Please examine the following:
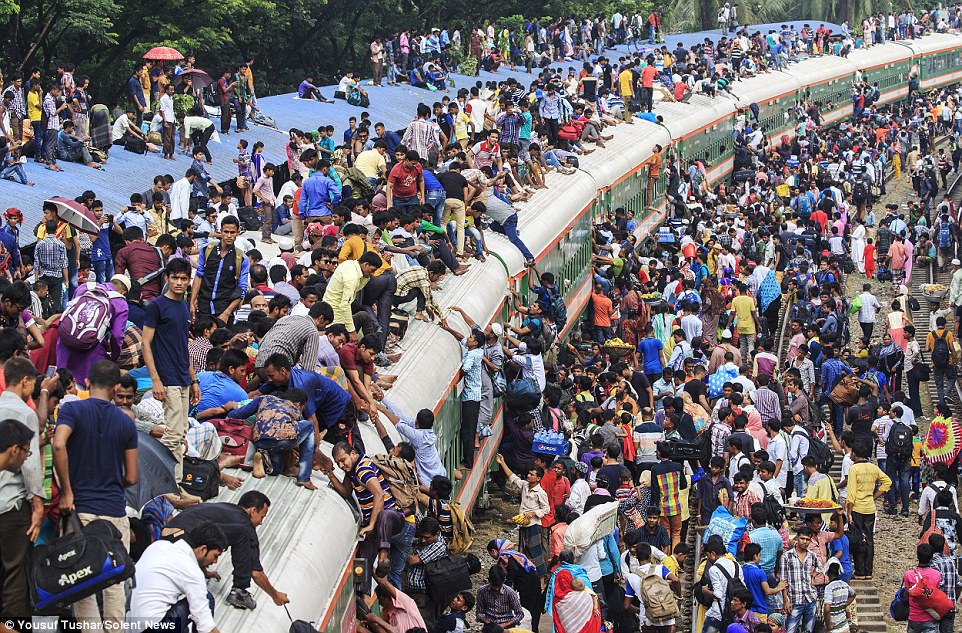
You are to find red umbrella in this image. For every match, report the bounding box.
[44,197,99,236]
[143,46,184,61]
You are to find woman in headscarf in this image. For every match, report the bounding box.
[877,331,905,396]
[680,391,710,434]
[487,538,544,631]
[700,279,726,346]
[546,550,601,633]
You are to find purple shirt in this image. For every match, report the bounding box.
[56,283,128,384]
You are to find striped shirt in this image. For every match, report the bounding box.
[254,315,320,370]
[401,118,441,158]
[754,387,781,426]
[350,455,396,523]
[426,498,453,539]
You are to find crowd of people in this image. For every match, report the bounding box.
[0,7,961,633]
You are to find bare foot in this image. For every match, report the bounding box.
[219,454,245,469]
[415,312,431,322]
[252,451,266,478]
[221,473,244,489]
[296,481,318,491]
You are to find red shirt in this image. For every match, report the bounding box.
[337,343,374,377]
[387,162,423,199]
[641,65,658,89]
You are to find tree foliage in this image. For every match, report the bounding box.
[0,0,910,105]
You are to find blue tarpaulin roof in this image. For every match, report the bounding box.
[0,20,840,244]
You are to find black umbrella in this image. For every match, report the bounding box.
[126,432,178,511]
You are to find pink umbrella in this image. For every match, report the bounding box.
[44,197,99,236]
[143,46,184,61]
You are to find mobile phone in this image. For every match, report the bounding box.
[45,365,56,378]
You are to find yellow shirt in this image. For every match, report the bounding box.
[846,461,891,514]
[353,148,386,180]
[618,69,634,97]
[731,295,757,334]
[27,90,42,122]
[453,111,471,141]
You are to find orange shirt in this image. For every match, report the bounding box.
[592,291,613,327]
[648,152,663,179]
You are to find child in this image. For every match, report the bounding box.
[588,456,603,488]
[910,424,922,499]
[823,560,856,633]
[434,590,474,633]
[233,139,253,206]
[863,237,876,279]
[616,469,643,529]
[828,513,853,583]
[662,541,689,576]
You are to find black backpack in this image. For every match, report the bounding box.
[715,563,748,627]
[886,421,914,461]
[793,428,835,474]
[695,423,715,468]
[762,492,785,526]
[932,330,951,367]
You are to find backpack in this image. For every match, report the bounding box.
[886,421,914,461]
[695,423,715,468]
[371,454,421,515]
[504,356,542,411]
[938,222,953,248]
[204,243,244,277]
[59,283,114,351]
[762,492,785,526]
[932,329,951,367]
[793,428,835,474]
[638,567,680,620]
[346,87,370,108]
[547,289,568,330]
[715,562,747,627]
[180,456,220,500]
[446,501,474,555]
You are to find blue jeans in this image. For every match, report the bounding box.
[648,25,655,43]
[392,195,421,212]
[387,519,416,589]
[703,616,723,633]
[32,121,44,160]
[0,163,27,184]
[253,419,316,482]
[490,214,535,262]
[425,189,445,226]
[92,259,114,284]
[447,221,483,256]
[886,459,911,513]
[793,471,807,499]
[785,599,817,633]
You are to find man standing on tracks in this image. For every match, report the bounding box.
[926,315,958,405]
[950,259,962,341]
[856,283,881,345]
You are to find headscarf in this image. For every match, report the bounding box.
[545,565,597,626]
[492,538,537,573]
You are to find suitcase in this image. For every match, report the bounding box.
[30,514,135,613]
[181,456,220,500]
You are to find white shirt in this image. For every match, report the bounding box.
[277,179,299,207]
[169,177,193,221]
[159,93,175,123]
[857,291,881,324]
[706,558,739,620]
[838,452,854,500]
[767,434,789,488]
[567,478,590,514]
[127,539,216,633]
[919,481,960,515]
[577,539,606,582]
[290,302,310,317]
[111,113,133,142]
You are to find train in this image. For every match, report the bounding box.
[201,31,962,633]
